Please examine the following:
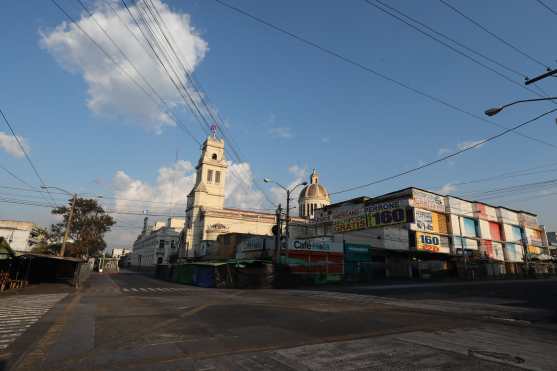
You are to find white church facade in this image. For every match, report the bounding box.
[180,134,331,258]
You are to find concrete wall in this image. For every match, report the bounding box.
[0,220,35,253]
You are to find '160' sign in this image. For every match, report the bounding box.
[335,208,410,233]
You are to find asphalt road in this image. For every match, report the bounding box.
[2,272,557,370]
[315,278,557,319]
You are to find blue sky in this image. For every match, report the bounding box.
[1,0,557,245]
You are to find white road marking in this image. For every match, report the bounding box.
[0,294,67,352]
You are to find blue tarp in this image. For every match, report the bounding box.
[193,265,215,288]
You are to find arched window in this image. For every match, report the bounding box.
[211,153,217,160]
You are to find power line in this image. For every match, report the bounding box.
[536,0,557,16]
[130,0,276,206]
[143,0,274,206]
[366,1,557,109]
[425,161,557,191]
[329,107,557,196]
[212,0,557,151]
[53,2,273,210]
[121,0,210,136]
[459,177,557,199]
[370,0,525,79]
[74,0,201,146]
[0,109,57,206]
[0,163,36,189]
[439,0,549,69]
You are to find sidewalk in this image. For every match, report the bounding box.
[309,277,557,291]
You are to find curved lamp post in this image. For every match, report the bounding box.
[263,178,307,257]
[485,96,557,116]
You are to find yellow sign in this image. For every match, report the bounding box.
[415,209,448,234]
[334,208,409,233]
[527,245,543,255]
[416,232,450,254]
[334,215,366,233]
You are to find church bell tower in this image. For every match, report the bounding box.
[183,128,228,256]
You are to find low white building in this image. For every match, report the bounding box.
[131,217,185,267]
[110,248,131,258]
[0,220,37,253]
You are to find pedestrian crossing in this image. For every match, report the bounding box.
[0,293,67,351]
[121,287,195,294]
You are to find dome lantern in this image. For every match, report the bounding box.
[298,168,330,219]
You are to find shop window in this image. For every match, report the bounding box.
[207,169,213,183]
[215,171,221,184]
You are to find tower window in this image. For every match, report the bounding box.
[215,171,221,184]
[207,169,213,183]
[211,153,217,160]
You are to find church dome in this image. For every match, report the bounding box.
[298,183,330,203]
[298,169,330,219]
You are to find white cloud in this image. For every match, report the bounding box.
[438,139,485,158]
[457,139,485,151]
[106,160,273,245]
[0,132,30,158]
[225,162,266,210]
[436,182,457,195]
[268,127,293,139]
[269,165,307,207]
[437,148,450,157]
[40,0,208,132]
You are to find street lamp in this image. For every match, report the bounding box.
[41,186,77,257]
[263,178,307,258]
[484,96,557,116]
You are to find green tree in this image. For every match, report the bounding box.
[51,198,116,257]
[29,226,59,255]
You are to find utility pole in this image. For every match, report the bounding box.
[285,189,291,254]
[458,215,467,279]
[263,178,307,265]
[274,203,282,263]
[61,194,77,257]
[525,67,557,85]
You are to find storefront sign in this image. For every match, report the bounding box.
[414,209,448,234]
[482,240,504,261]
[288,238,343,253]
[527,245,543,255]
[525,227,544,246]
[412,189,446,213]
[498,208,519,225]
[333,199,410,233]
[474,203,498,221]
[519,213,538,227]
[446,197,473,216]
[504,243,524,262]
[235,237,272,259]
[416,232,450,254]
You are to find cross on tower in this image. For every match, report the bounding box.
[210,124,218,138]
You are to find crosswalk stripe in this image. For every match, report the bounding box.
[122,288,129,292]
[130,288,138,292]
[0,294,67,351]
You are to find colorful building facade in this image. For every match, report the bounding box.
[312,187,551,280]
